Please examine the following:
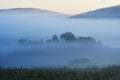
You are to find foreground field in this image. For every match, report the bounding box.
[0,66,120,80]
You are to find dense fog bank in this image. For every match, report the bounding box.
[0,15,120,68]
[0,32,120,68]
[0,15,120,47]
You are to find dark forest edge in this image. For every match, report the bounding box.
[0,65,120,80]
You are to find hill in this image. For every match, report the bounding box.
[0,8,69,17]
[71,5,120,19]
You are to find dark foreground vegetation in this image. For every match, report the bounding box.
[0,65,120,80]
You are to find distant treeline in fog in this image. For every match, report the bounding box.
[18,32,102,46]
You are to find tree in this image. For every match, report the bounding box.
[52,34,59,42]
[18,39,30,44]
[46,39,52,43]
[78,36,96,43]
[60,32,76,41]
[40,38,44,43]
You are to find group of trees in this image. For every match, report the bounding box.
[18,32,100,45]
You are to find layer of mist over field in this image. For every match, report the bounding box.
[0,15,120,68]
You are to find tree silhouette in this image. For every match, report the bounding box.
[60,32,76,41]
[52,34,59,42]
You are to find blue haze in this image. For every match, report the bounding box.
[0,13,120,68]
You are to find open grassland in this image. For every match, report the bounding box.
[0,65,120,80]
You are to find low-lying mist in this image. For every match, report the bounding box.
[0,32,120,68]
[0,15,120,68]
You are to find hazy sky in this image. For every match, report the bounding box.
[0,0,120,15]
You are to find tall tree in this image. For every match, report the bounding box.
[60,32,76,41]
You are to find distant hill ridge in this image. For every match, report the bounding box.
[0,8,57,13]
[71,5,120,19]
[0,8,69,17]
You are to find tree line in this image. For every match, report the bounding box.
[18,32,102,46]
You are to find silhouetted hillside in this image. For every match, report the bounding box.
[71,5,120,19]
[0,8,69,17]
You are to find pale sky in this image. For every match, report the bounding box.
[0,0,120,15]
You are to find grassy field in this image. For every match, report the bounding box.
[0,65,120,80]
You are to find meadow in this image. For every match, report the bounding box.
[0,65,120,80]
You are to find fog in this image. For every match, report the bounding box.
[0,15,120,68]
